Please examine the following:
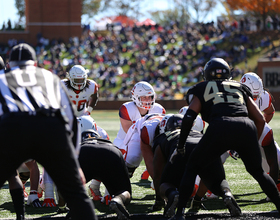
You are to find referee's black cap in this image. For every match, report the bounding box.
[9,43,36,62]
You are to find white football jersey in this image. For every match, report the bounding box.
[121,113,164,167]
[140,115,165,146]
[255,91,272,112]
[62,79,98,117]
[113,101,166,148]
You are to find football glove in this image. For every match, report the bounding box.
[229,150,240,160]
[169,148,185,164]
[27,191,42,208]
[28,198,42,208]
[42,198,57,207]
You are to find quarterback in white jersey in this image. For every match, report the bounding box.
[62,65,98,117]
[113,81,166,154]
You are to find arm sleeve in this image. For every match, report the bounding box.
[178,109,198,149]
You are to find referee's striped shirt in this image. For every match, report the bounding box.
[0,65,76,132]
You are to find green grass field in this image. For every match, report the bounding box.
[1,110,280,219]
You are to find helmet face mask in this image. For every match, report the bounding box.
[68,65,88,90]
[203,58,231,81]
[240,72,263,100]
[131,81,156,110]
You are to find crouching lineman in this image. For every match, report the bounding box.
[153,114,241,218]
[78,129,132,220]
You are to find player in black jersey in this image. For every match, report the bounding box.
[170,58,280,220]
[78,129,132,220]
[153,114,237,218]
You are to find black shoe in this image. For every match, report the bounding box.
[188,197,206,211]
[57,206,70,214]
[109,197,130,220]
[168,213,185,220]
[164,191,179,218]
[150,199,165,211]
[223,191,242,217]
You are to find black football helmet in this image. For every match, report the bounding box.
[81,129,100,141]
[159,114,183,134]
[203,58,231,81]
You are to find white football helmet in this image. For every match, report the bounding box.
[178,106,204,132]
[67,65,88,90]
[159,114,183,134]
[131,81,156,110]
[240,72,263,100]
[77,115,97,133]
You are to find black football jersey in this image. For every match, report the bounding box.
[153,130,202,160]
[186,80,253,122]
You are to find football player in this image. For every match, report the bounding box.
[64,129,131,220]
[77,115,110,203]
[170,58,280,220]
[239,72,279,185]
[62,65,98,117]
[113,81,165,180]
[153,114,237,218]
[123,113,166,178]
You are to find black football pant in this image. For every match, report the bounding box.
[0,115,97,220]
[79,144,132,196]
[177,117,280,211]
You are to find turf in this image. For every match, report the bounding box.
[1,110,280,219]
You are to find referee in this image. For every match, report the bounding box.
[0,43,97,220]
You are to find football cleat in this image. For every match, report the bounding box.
[101,195,112,205]
[168,214,185,220]
[223,191,242,217]
[141,169,150,180]
[57,206,70,214]
[189,197,206,211]
[109,197,130,220]
[88,186,102,201]
[164,190,179,218]
[150,199,165,211]
[205,190,219,199]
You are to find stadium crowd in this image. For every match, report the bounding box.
[1,14,280,218]
[1,16,279,101]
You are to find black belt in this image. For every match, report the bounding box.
[0,108,61,120]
